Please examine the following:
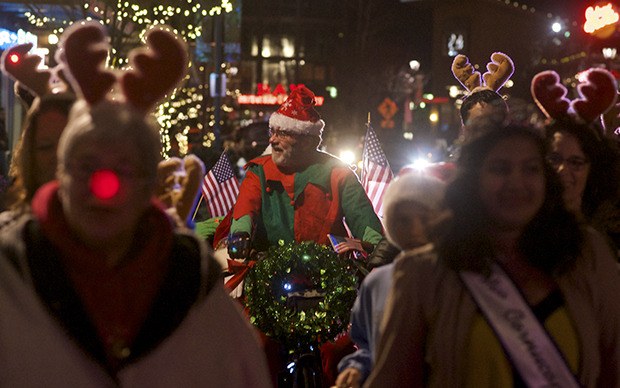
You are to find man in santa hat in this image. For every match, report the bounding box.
[227,85,384,385]
[227,85,383,259]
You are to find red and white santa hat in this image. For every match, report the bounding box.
[269,85,325,136]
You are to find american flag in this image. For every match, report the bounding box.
[201,152,240,218]
[361,123,393,218]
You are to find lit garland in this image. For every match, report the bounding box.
[244,241,358,352]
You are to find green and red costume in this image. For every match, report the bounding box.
[230,153,383,251]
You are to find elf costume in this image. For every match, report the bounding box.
[229,86,383,253]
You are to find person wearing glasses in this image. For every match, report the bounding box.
[226,85,384,386]
[545,117,620,256]
[227,85,383,259]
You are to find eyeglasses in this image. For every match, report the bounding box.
[268,127,296,139]
[546,153,590,171]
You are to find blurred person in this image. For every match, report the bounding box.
[452,52,514,144]
[231,121,271,180]
[0,21,271,387]
[546,118,620,252]
[0,43,77,219]
[459,88,509,138]
[369,52,516,270]
[2,93,75,214]
[0,107,8,174]
[366,124,620,387]
[334,173,447,388]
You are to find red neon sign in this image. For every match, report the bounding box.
[239,83,324,106]
[584,3,619,36]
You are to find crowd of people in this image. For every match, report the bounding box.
[0,19,618,388]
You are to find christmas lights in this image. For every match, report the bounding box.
[25,0,235,159]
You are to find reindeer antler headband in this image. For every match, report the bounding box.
[57,20,188,113]
[531,68,618,124]
[451,52,515,96]
[0,43,69,98]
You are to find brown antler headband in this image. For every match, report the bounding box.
[58,20,188,113]
[57,21,116,105]
[121,26,189,112]
[531,68,617,124]
[452,52,514,95]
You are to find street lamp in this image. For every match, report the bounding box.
[603,47,617,70]
[409,60,420,72]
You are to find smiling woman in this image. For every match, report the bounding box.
[544,118,620,249]
[532,67,620,256]
[366,124,620,387]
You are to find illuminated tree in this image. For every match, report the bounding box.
[24,0,236,158]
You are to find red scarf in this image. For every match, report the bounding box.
[32,182,174,366]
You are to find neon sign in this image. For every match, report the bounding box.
[584,3,619,35]
[0,28,37,50]
[238,83,325,106]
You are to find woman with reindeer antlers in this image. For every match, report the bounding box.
[365,120,620,387]
[0,21,271,387]
[0,43,76,219]
[532,68,620,257]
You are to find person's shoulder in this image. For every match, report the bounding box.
[312,150,346,166]
[313,151,356,177]
[580,225,618,267]
[363,263,394,286]
[245,154,272,168]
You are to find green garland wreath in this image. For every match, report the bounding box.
[244,240,358,351]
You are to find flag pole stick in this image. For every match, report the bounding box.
[367,112,371,125]
[191,195,203,221]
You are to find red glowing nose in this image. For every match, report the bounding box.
[89,169,120,200]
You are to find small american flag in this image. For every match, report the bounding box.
[201,152,240,218]
[361,123,393,218]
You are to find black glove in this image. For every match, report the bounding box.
[366,237,401,271]
[227,232,252,259]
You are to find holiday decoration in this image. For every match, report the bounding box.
[244,241,357,352]
[25,0,238,159]
[268,85,325,136]
[531,68,618,124]
[451,52,514,97]
[156,154,205,224]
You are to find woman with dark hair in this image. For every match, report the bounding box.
[365,125,620,387]
[545,118,620,254]
[3,92,76,212]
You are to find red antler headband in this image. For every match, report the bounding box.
[531,68,618,124]
[58,20,188,113]
[0,43,70,97]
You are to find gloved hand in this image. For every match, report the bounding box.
[366,237,401,271]
[227,232,252,259]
